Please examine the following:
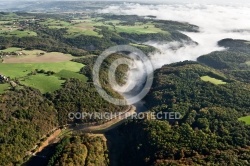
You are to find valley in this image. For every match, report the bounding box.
[0,1,250,166]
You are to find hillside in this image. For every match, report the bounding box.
[198,39,250,83]
[110,61,250,165]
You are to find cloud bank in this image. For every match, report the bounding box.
[99,3,250,69]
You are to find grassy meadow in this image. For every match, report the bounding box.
[239,116,250,125]
[0,84,10,94]
[20,74,65,94]
[0,47,21,52]
[0,48,87,93]
[115,22,167,34]
[201,76,227,85]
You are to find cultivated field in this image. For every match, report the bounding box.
[0,22,36,37]
[115,22,167,34]
[2,49,75,63]
[0,13,37,37]
[39,17,167,38]
[39,18,102,37]
[0,48,87,93]
[201,76,227,85]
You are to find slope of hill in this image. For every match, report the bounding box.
[111,61,250,166]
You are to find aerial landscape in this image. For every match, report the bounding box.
[0,0,250,166]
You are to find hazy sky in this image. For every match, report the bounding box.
[1,0,250,3]
[0,0,249,7]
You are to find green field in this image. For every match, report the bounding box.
[40,18,168,38]
[238,116,250,125]
[20,74,64,94]
[201,76,227,85]
[0,61,84,78]
[0,61,87,93]
[0,14,37,37]
[40,18,102,37]
[0,30,37,37]
[0,47,21,52]
[130,43,149,48]
[246,61,250,66]
[115,22,167,34]
[55,70,87,82]
[0,84,9,93]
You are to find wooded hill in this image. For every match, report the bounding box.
[113,61,250,166]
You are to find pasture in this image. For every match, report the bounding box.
[0,30,37,37]
[115,22,167,34]
[238,116,250,125]
[0,84,9,94]
[0,47,21,52]
[200,76,227,85]
[0,13,37,37]
[0,61,86,93]
[39,18,168,38]
[20,74,64,94]
[0,49,87,93]
[0,19,37,37]
[39,18,102,37]
[0,61,84,78]
[55,70,87,82]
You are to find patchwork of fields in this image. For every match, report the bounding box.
[0,48,87,94]
[39,18,167,38]
[0,14,169,94]
[1,13,170,39]
[0,17,37,37]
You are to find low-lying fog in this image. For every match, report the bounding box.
[99,2,250,104]
[100,3,250,69]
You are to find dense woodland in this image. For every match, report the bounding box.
[0,88,58,165]
[47,134,109,166]
[113,61,250,166]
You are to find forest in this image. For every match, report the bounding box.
[111,61,250,166]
